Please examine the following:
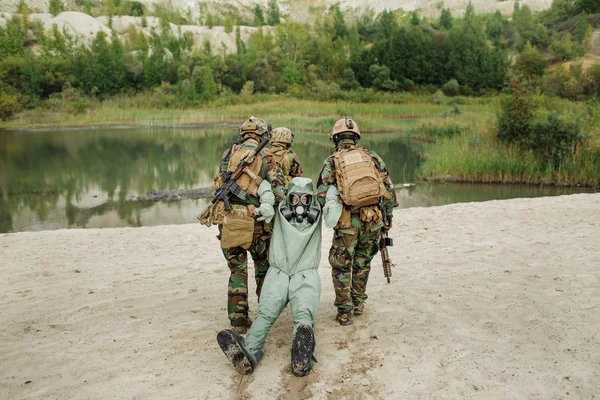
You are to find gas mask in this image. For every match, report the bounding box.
[281,192,320,224]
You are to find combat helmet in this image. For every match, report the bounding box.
[271,127,294,145]
[239,116,272,139]
[329,116,361,141]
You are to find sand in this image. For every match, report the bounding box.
[1,193,599,399]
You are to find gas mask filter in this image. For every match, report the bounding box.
[281,192,319,224]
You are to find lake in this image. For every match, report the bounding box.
[0,127,595,233]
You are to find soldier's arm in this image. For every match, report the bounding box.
[316,157,335,207]
[290,152,303,178]
[371,151,394,222]
[264,154,286,204]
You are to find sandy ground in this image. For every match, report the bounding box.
[1,193,599,399]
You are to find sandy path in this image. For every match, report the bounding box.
[1,194,599,399]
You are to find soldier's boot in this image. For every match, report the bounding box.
[291,325,315,377]
[216,329,259,375]
[353,302,365,315]
[336,311,353,326]
[231,318,253,335]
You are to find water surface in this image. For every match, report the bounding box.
[0,127,595,233]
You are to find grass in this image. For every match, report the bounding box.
[1,92,495,133]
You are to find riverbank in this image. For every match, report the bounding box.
[1,194,599,399]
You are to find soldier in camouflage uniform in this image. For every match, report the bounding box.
[266,127,303,188]
[317,117,395,326]
[215,117,286,334]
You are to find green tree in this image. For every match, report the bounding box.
[0,92,21,121]
[253,5,265,26]
[267,0,281,25]
[192,65,217,101]
[514,42,547,79]
[369,64,397,91]
[332,5,347,39]
[48,0,63,16]
[439,8,453,30]
[340,67,360,90]
[574,15,587,43]
[512,3,538,48]
[497,79,536,147]
[0,16,25,59]
[445,20,508,91]
[549,33,575,61]
[576,0,600,13]
[486,11,503,45]
[410,11,419,26]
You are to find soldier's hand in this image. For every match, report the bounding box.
[255,202,275,223]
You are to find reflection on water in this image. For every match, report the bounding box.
[0,127,595,233]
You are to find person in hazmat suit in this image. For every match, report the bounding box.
[216,177,327,377]
[266,127,303,187]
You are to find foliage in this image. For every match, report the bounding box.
[497,80,536,148]
[442,79,459,96]
[0,92,21,121]
[439,8,453,30]
[576,0,600,14]
[497,79,585,169]
[514,42,547,79]
[49,0,63,16]
[267,0,281,25]
[530,111,585,168]
[253,5,265,26]
[548,33,576,61]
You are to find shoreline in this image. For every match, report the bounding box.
[2,193,599,398]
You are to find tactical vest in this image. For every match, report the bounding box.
[332,147,388,208]
[267,145,292,185]
[225,143,263,198]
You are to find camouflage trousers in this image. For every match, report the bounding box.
[220,221,271,327]
[328,216,382,313]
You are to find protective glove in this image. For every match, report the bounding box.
[323,185,343,228]
[255,180,275,223]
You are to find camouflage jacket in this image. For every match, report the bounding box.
[316,144,394,222]
[266,144,303,187]
[218,138,286,205]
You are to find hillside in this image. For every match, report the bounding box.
[0,0,553,19]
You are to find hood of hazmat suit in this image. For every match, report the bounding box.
[269,177,322,276]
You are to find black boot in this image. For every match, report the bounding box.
[291,325,315,377]
[216,329,257,375]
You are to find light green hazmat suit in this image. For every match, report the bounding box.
[244,177,322,357]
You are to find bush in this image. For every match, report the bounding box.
[442,79,459,96]
[0,92,21,121]
[432,90,445,104]
[531,112,584,168]
[497,79,585,169]
[497,80,536,146]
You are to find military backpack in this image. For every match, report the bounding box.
[332,148,388,208]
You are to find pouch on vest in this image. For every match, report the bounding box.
[333,148,387,208]
[220,204,255,249]
[228,146,263,197]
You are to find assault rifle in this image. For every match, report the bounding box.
[379,197,393,283]
[198,136,270,224]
